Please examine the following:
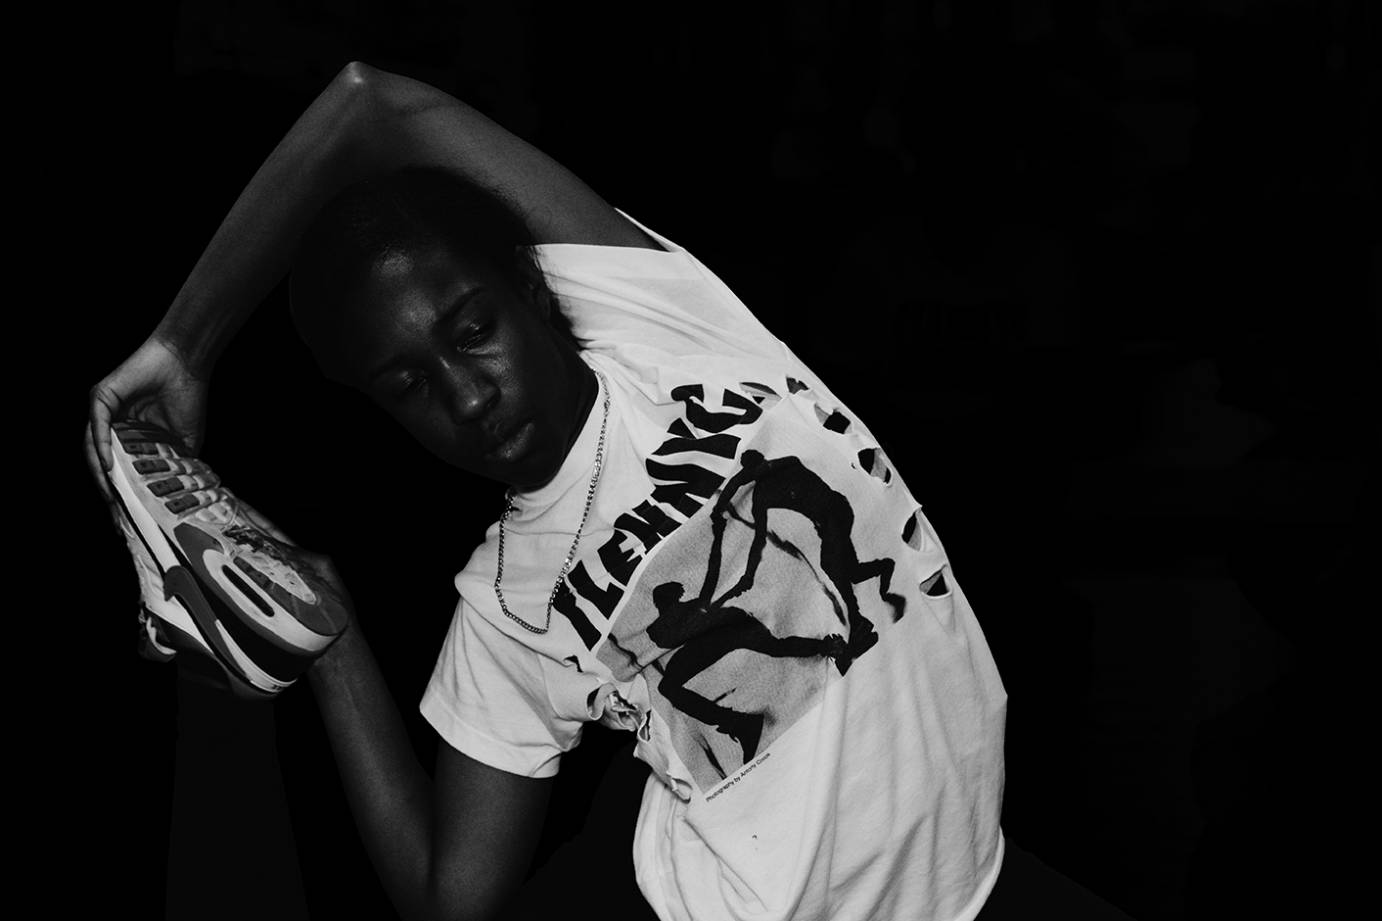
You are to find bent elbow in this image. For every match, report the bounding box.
[333,60,415,120]
[331,60,395,125]
[337,60,377,94]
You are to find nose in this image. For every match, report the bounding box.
[438,359,497,426]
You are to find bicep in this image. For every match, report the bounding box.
[356,63,661,250]
[428,741,554,921]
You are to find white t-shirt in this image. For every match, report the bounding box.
[420,212,1008,921]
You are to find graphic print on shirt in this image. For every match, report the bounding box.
[592,378,915,794]
[548,382,769,649]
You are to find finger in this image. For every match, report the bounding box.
[83,432,125,540]
[88,383,116,472]
[83,423,116,504]
[182,418,205,457]
[140,405,181,451]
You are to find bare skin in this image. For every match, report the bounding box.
[323,240,598,490]
[86,62,660,921]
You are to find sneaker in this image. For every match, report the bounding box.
[110,498,183,663]
[106,421,349,700]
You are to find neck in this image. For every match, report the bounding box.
[506,345,599,496]
[561,350,599,461]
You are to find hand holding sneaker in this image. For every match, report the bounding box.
[86,335,209,504]
[104,420,352,700]
[235,499,356,631]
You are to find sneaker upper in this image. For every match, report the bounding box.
[106,421,350,699]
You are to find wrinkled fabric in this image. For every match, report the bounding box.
[420,212,1007,920]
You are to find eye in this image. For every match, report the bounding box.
[457,323,490,351]
[393,373,427,400]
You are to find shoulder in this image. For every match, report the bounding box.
[530,209,695,276]
[573,210,666,251]
[532,211,794,370]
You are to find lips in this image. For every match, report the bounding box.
[484,418,535,461]
[486,419,517,450]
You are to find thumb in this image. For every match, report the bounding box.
[88,381,118,473]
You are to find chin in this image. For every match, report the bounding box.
[470,448,547,489]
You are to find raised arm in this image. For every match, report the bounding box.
[160,60,657,366]
[161,60,656,366]
[88,61,654,476]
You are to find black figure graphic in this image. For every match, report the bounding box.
[647,581,848,763]
[701,450,906,672]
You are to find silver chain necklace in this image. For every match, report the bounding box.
[494,367,610,635]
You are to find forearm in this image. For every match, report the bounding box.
[154,63,379,373]
[307,623,437,920]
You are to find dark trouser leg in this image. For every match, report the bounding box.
[166,671,308,920]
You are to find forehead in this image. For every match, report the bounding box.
[315,242,508,380]
[368,242,494,305]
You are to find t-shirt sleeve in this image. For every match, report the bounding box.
[531,209,795,369]
[420,596,583,778]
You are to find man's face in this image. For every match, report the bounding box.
[321,242,595,490]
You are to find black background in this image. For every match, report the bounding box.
[57,2,1375,919]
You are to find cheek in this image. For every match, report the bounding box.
[512,322,567,394]
[389,406,463,463]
